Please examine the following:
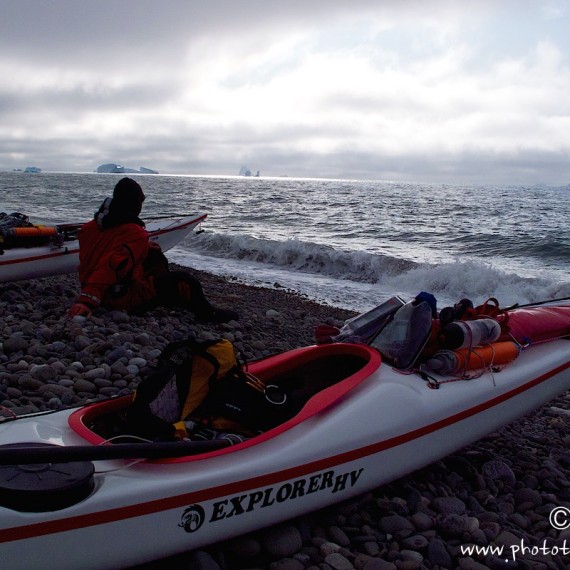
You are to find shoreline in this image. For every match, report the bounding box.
[1,268,570,569]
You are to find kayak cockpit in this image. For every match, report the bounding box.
[69,343,382,462]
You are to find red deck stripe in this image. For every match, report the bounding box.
[0,247,79,266]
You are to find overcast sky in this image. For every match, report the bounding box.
[1,0,569,184]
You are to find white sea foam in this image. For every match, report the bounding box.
[171,231,570,311]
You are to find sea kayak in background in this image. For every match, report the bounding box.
[0,213,207,283]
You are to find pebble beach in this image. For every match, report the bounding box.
[2,266,570,570]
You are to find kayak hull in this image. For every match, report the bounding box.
[1,331,570,568]
[0,213,206,283]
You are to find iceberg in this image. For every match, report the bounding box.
[97,164,125,173]
[96,164,158,174]
[239,165,260,177]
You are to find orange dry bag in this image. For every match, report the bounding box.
[7,226,58,238]
[425,341,520,376]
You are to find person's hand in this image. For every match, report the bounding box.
[148,240,162,250]
[67,303,93,319]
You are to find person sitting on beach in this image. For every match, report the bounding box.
[67,177,238,323]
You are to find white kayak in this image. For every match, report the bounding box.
[0,300,569,569]
[0,213,207,283]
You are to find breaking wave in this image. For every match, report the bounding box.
[180,231,570,309]
[187,231,417,282]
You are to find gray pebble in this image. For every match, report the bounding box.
[262,524,303,558]
[269,558,306,570]
[482,460,516,485]
[108,347,129,362]
[410,512,433,532]
[513,487,542,508]
[73,379,97,394]
[47,397,63,410]
[431,496,466,515]
[427,538,452,567]
[3,335,29,353]
[74,335,93,350]
[379,515,414,534]
[328,526,351,547]
[324,552,354,570]
[401,534,428,550]
[18,376,45,391]
[39,384,72,397]
[84,367,107,380]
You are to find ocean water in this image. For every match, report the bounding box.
[1,171,569,312]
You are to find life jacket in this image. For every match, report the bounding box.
[126,337,304,440]
[126,338,239,441]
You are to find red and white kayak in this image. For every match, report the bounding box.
[0,301,569,569]
[0,213,207,283]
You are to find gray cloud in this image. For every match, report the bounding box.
[0,0,569,184]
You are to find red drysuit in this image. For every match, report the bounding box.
[76,219,157,311]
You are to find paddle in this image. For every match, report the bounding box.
[144,212,197,221]
[0,439,233,465]
[505,296,570,310]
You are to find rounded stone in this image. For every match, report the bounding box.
[329,526,351,547]
[379,515,415,534]
[84,367,107,380]
[18,376,45,391]
[74,335,93,350]
[427,538,452,567]
[262,524,303,558]
[431,496,466,515]
[324,552,354,570]
[3,335,29,353]
[401,534,428,550]
[73,379,97,394]
[482,460,516,485]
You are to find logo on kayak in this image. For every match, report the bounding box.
[178,504,206,533]
[179,467,364,532]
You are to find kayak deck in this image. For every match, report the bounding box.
[69,343,382,461]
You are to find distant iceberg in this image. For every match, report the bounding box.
[96,164,158,174]
[239,165,260,177]
[24,166,41,173]
[97,163,124,173]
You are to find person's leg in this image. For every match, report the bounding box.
[155,271,238,322]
